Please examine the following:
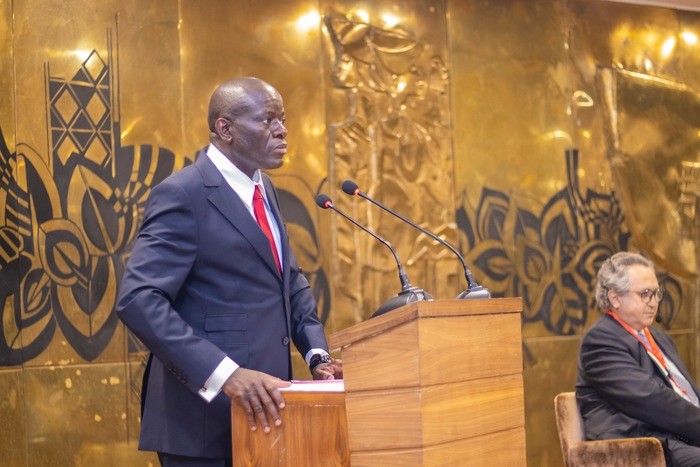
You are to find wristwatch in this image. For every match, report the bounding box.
[309,353,332,373]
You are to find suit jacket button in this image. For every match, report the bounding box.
[282,337,290,345]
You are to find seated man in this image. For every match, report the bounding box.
[576,251,700,466]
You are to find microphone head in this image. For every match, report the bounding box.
[341,179,360,196]
[315,193,333,209]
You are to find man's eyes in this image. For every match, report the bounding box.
[263,117,285,124]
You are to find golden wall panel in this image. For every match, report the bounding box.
[522,336,582,466]
[24,363,153,466]
[450,0,570,206]
[0,0,13,152]
[112,0,183,157]
[0,370,27,467]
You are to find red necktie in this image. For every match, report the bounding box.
[252,185,281,273]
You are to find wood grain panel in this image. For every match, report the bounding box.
[418,313,523,385]
[338,299,523,392]
[349,427,527,467]
[341,321,422,391]
[344,373,524,451]
[330,298,523,350]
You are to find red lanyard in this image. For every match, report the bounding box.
[605,309,688,397]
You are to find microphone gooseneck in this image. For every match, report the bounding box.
[315,193,432,317]
[341,179,491,300]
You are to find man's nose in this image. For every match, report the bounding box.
[273,119,287,137]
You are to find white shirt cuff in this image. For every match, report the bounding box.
[304,348,330,366]
[198,357,239,402]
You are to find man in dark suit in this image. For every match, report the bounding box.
[116,77,342,467]
[577,251,700,466]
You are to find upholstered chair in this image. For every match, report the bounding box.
[554,392,665,466]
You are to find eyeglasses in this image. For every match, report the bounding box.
[628,288,664,304]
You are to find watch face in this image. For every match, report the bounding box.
[310,354,331,370]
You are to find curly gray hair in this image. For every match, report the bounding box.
[595,252,655,310]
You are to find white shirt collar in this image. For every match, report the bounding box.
[206,145,267,210]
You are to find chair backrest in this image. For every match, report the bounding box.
[554,392,585,465]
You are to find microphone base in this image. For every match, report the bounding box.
[456,286,492,300]
[372,287,433,318]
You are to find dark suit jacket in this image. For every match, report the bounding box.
[116,149,329,458]
[576,314,700,450]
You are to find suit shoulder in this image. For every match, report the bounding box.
[581,315,623,343]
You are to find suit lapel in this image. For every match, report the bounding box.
[196,152,282,279]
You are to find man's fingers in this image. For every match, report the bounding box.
[238,397,258,432]
[256,385,283,430]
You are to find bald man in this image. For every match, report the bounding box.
[117,77,341,467]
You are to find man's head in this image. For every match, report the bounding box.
[595,251,662,331]
[208,77,287,178]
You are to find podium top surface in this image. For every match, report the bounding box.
[329,297,523,351]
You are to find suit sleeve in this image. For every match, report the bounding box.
[116,180,228,396]
[579,323,700,444]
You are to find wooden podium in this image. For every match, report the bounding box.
[330,298,525,466]
[232,298,525,466]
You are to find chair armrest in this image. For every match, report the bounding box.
[569,437,665,467]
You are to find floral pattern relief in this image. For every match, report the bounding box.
[325,12,457,315]
[0,36,187,365]
[457,149,682,336]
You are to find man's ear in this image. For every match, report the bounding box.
[214,118,233,141]
[608,289,621,309]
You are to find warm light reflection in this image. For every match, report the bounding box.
[72,49,92,62]
[295,10,320,33]
[120,117,142,140]
[681,31,698,46]
[355,9,370,24]
[661,37,675,58]
[396,80,407,93]
[381,12,400,28]
[543,130,571,141]
[573,90,594,107]
[644,58,652,72]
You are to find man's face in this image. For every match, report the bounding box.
[226,84,287,177]
[608,264,660,331]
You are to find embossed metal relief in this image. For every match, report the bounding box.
[324,3,458,317]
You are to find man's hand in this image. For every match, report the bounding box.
[222,368,291,433]
[312,358,343,380]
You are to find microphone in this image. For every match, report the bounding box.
[341,180,491,299]
[315,193,433,317]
